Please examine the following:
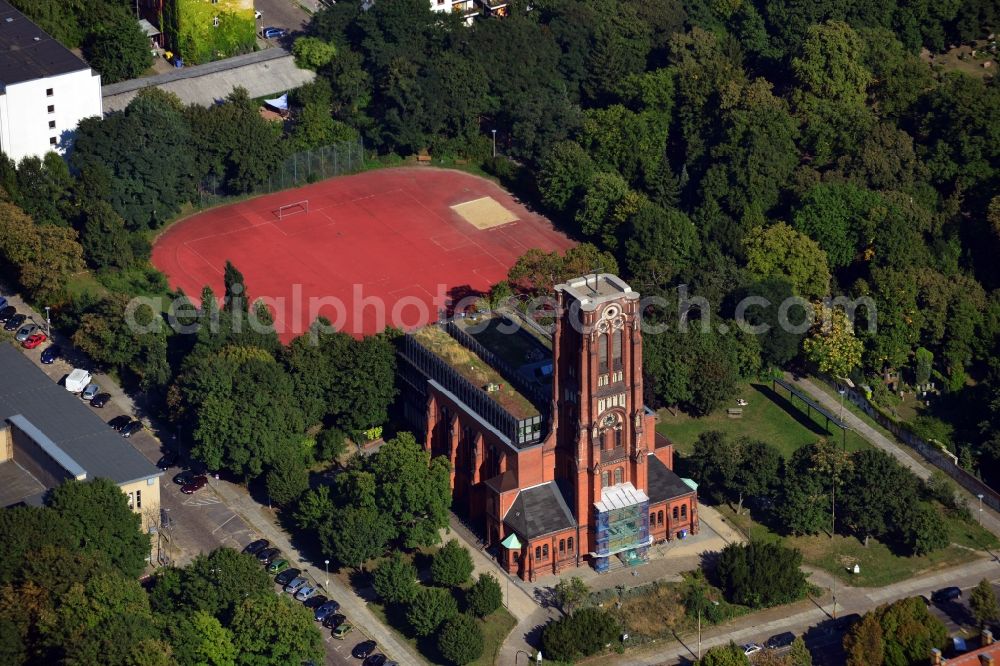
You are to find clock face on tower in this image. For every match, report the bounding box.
[602,414,616,428]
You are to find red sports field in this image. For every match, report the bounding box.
[152,168,575,341]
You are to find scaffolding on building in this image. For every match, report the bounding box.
[592,482,651,573]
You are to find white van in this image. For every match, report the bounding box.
[65,369,92,394]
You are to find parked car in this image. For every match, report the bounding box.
[268,559,290,574]
[256,547,280,565]
[15,323,39,342]
[352,640,377,659]
[0,305,16,322]
[90,392,111,408]
[284,577,308,594]
[332,622,353,640]
[65,368,92,393]
[243,539,270,555]
[314,600,340,622]
[40,345,61,364]
[295,585,318,602]
[156,451,178,470]
[121,420,143,438]
[742,643,763,656]
[81,383,100,401]
[4,313,26,331]
[109,415,132,431]
[0,296,6,310]
[22,332,47,349]
[180,475,208,494]
[363,655,387,666]
[262,26,286,39]
[765,632,796,650]
[275,568,300,586]
[932,586,963,603]
[323,612,346,629]
[173,470,195,485]
[304,594,328,610]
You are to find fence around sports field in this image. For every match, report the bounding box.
[196,137,368,208]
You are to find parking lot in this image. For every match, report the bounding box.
[254,0,310,38]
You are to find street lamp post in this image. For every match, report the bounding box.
[514,650,541,664]
[324,559,329,588]
[491,129,497,158]
[979,494,985,526]
[44,306,51,337]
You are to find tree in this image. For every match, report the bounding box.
[788,636,813,666]
[228,593,324,666]
[733,279,804,367]
[82,6,152,84]
[292,486,334,532]
[698,643,751,666]
[969,578,1000,628]
[802,305,863,379]
[71,88,196,230]
[320,506,394,570]
[366,432,451,549]
[437,614,484,666]
[744,223,831,300]
[792,183,882,269]
[899,501,948,556]
[265,456,309,507]
[431,540,475,588]
[292,36,337,70]
[624,201,700,287]
[153,548,273,620]
[80,201,135,269]
[0,201,85,303]
[914,348,933,386]
[14,153,73,226]
[169,611,237,666]
[536,140,595,214]
[714,541,807,608]
[372,554,418,605]
[552,576,590,616]
[406,587,459,637]
[844,613,883,666]
[574,170,630,247]
[315,428,348,463]
[540,607,620,662]
[46,478,149,579]
[507,244,619,295]
[465,573,503,618]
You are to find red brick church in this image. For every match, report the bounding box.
[399,274,698,580]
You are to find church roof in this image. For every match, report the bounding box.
[503,481,576,540]
[647,454,696,504]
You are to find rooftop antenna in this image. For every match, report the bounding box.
[587,268,600,294]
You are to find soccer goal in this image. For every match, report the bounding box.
[274,199,309,220]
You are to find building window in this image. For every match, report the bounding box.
[614,467,623,485]
[542,544,549,560]
[614,427,622,449]
[49,137,57,145]
[673,506,679,520]
[127,492,134,509]
[559,539,565,555]
[135,490,141,509]
[46,88,53,97]
[612,329,622,369]
[535,546,541,560]
[601,470,609,488]
[598,398,606,414]
[567,537,574,553]
[658,510,664,525]
[47,105,54,113]
[649,512,656,526]
[598,333,608,373]
[681,504,687,519]
[48,120,55,129]
[512,551,519,562]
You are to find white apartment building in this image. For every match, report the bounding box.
[0,0,103,163]
[429,0,480,24]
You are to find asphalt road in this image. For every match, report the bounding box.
[254,0,310,38]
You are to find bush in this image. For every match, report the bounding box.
[465,573,503,617]
[431,539,474,588]
[437,614,484,665]
[372,554,417,605]
[316,428,347,462]
[406,587,458,637]
[541,607,619,662]
[698,642,750,665]
[714,541,806,609]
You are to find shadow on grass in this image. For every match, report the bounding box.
[750,383,838,438]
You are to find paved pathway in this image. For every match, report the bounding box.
[210,479,427,665]
[786,373,1000,539]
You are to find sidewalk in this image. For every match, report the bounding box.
[210,478,427,665]
[786,373,1000,539]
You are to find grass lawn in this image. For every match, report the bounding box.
[657,381,871,458]
[717,503,999,588]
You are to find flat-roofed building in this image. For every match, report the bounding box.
[399,274,699,580]
[0,0,102,161]
[0,344,162,535]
